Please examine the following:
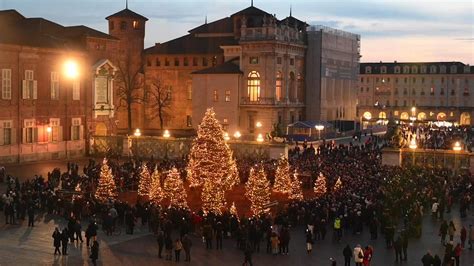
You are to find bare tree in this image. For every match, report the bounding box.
[147,79,172,130]
[115,53,143,134]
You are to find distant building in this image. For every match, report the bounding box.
[358,62,474,128]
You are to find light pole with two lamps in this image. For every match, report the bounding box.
[63,59,79,159]
[315,124,324,140]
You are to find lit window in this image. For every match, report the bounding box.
[249,57,259,64]
[133,21,139,29]
[247,71,260,102]
[225,90,231,102]
[276,71,282,101]
[2,69,12,100]
[213,90,218,102]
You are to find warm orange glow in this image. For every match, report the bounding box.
[64,60,79,79]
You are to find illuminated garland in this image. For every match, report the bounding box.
[95,158,118,201]
[314,172,327,198]
[163,167,188,208]
[245,165,271,216]
[273,155,291,194]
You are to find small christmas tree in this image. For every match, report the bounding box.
[163,167,188,208]
[333,177,343,192]
[95,158,118,201]
[273,155,292,194]
[230,201,239,219]
[138,163,152,197]
[245,166,271,216]
[288,170,303,200]
[149,167,163,204]
[314,173,327,198]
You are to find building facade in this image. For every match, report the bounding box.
[358,62,474,128]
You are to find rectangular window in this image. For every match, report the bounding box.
[193,57,198,66]
[213,90,218,102]
[165,58,170,66]
[290,58,294,65]
[1,69,12,100]
[133,20,139,29]
[51,72,59,100]
[212,56,217,66]
[249,57,259,64]
[23,119,36,144]
[23,70,36,99]
[0,120,12,145]
[156,58,161,66]
[50,118,60,142]
[225,90,231,102]
[71,118,81,141]
[186,115,192,127]
[120,21,127,30]
[187,85,192,100]
[72,80,80,100]
[277,57,282,64]
[174,58,179,66]
[202,57,208,67]
[183,57,189,66]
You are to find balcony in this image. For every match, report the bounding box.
[240,97,304,107]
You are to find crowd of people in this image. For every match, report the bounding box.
[0,132,473,265]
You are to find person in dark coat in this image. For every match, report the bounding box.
[432,254,442,266]
[74,220,83,243]
[243,243,253,266]
[421,250,433,266]
[401,231,408,261]
[27,205,35,227]
[156,230,164,258]
[182,234,192,262]
[85,221,97,247]
[164,234,173,261]
[394,236,402,262]
[90,240,99,266]
[52,227,62,255]
[61,228,69,255]
[343,244,352,266]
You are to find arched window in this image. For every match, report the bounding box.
[400,112,409,120]
[417,112,427,121]
[437,112,446,121]
[247,71,260,102]
[297,74,303,102]
[363,111,372,120]
[275,71,282,101]
[379,112,387,119]
[289,72,295,101]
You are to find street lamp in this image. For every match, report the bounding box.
[256,133,264,142]
[233,131,241,139]
[315,125,324,140]
[133,128,141,137]
[163,129,171,138]
[411,106,416,115]
[223,132,230,141]
[256,121,262,128]
[63,59,80,159]
[409,138,417,149]
[453,141,462,151]
[46,126,52,133]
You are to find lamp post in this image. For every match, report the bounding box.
[133,128,141,137]
[409,137,417,166]
[453,141,462,151]
[256,133,264,143]
[63,59,79,159]
[223,132,230,141]
[163,129,171,159]
[315,125,324,140]
[233,131,241,140]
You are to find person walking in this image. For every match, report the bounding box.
[343,244,352,266]
[394,236,402,262]
[401,231,408,261]
[156,230,165,258]
[85,221,97,247]
[74,220,83,243]
[174,238,182,262]
[453,243,462,266]
[433,254,442,266]
[52,227,62,255]
[61,228,69,255]
[27,205,35,227]
[164,234,173,261]
[305,230,313,254]
[90,240,99,266]
[242,244,253,266]
[439,220,448,245]
[182,234,192,262]
[215,221,223,250]
[363,245,373,266]
[469,225,474,250]
[353,244,364,266]
[448,221,456,242]
[421,250,434,266]
[460,225,467,249]
[270,232,279,255]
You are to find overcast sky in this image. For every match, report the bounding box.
[1,0,473,64]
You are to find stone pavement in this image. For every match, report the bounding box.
[0,208,473,266]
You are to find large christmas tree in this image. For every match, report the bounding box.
[288,170,303,200]
[163,167,188,208]
[245,166,271,216]
[149,167,163,204]
[186,108,239,214]
[95,158,118,201]
[137,163,152,197]
[273,155,291,194]
[314,173,327,198]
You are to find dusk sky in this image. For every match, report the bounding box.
[2,0,473,64]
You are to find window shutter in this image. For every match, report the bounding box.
[79,125,84,140]
[0,129,4,146]
[33,127,38,142]
[70,126,74,140]
[22,128,26,143]
[59,126,63,141]
[33,81,38,99]
[10,128,16,145]
[22,80,27,99]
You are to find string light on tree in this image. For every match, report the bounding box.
[273,155,292,194]
[333,177,343,192]
[149,167,164,204]
[245,165,271,216]
[186,108,239,214]
[314,172,327,198]
[230,201,239,220]
[288,169,303,201]
[163,167,188,208]
[95,158,118,201]
[137,163,152,197]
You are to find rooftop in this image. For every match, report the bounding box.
[105,8,148,21]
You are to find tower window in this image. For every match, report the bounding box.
[120,21,127,30]
[133,21,139,29]
[110,21,114,30]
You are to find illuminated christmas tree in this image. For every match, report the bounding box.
[245,166,271,216]
[163,167,188,208]
[149,167,163,204]
[333,177,343,192]
[95,158,118,201]
[314,173,327,198]
[137,163,152,197]
[230,201,239,219]
[288,170,303,200]
[186,108,239,214]
[273,155,291,194]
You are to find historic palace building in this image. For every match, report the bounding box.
[0,4,360,162]
[358,62,474,128]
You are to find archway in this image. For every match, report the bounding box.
[460,112,471,125]
[95,122,107,136]
[378,112,387,119]
[363,111,372,120]
[417,112,427,121]
[437,112,446,121]
[400,112,409,120]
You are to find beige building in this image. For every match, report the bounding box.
[358,62,474,128]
